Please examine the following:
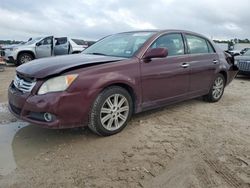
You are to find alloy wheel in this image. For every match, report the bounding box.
[20,55,32,64]
[212,77,224,100]
[100,94,129,131]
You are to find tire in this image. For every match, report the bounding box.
[88,86,133,136]
[17,53,34,65]
[203,73,225,102]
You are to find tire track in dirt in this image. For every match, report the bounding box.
[199,150,247,188]
[194,165,219,188]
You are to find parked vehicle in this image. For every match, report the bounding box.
[8,30,238,136]
[235,49,250,75]
[3,36,88,65]
[226,50,241,56]
[69,39,89,53]
[240,48,250,55]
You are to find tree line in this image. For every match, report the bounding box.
[213,39,250,44]
[0,40,23,45]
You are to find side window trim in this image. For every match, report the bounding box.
[206,40,216,53]
[182,33,189,54]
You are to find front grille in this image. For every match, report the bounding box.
[13,74,36,93]
[238,60,250,71]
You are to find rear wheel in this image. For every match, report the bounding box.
[203,74,225,102]
[17,53,34,65]
[88,86,133,136]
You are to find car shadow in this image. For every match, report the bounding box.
[236,74,250,81]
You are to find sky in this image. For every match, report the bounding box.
[0,0,249,41]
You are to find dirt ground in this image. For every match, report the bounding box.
[0,66,249,188]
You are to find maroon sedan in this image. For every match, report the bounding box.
[8,30,238,136]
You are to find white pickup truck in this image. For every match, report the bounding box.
[2,36,89,65]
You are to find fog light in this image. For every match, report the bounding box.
[44,112,53,122]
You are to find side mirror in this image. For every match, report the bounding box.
[36,42,41,46]
[143,48,168,60]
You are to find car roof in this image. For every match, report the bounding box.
[118,29,210,39]
[120,29,201,34]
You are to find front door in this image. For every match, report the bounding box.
[35,36,53,58]
[140,33,190,110]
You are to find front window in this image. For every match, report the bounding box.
[82,32,156,58]
[39,37,53,45]
[150,33,185,56]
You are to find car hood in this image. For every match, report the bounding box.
[17,54,126,79]
[2,43,23,49]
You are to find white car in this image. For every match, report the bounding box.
[3,36,90,65]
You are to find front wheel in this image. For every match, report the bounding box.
[17,53,34,65]
[88,86,133,136]
[203,74,225,102]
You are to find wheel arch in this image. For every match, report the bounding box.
[218,70,227,84]
[100,82,138,114]
[17,50,35,59]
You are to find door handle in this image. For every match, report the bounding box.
[181,63,190,68]
[213,60,219,64]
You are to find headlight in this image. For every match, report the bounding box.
[38,74,78,95]
[234,60,238,66]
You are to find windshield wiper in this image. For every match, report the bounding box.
[86,52,108,56]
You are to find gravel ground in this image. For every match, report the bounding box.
[0,67,249,188]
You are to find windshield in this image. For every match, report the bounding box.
[25,37,43,45]
[82,32,156,58]
[244,49,250,56]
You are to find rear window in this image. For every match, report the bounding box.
[71,39,86,45]
[186,35,209,54]
[55,37,67,45]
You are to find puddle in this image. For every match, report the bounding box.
[0,103,91,177]
[11,126,88,168]
[0,121,27,176]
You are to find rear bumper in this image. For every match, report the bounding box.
[8,82,97,129]
[226,65,239,85]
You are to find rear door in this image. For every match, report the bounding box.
[54,37,69,55]
[184,34,219,96]
[140,33,190,109]
[35,36,53,58]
